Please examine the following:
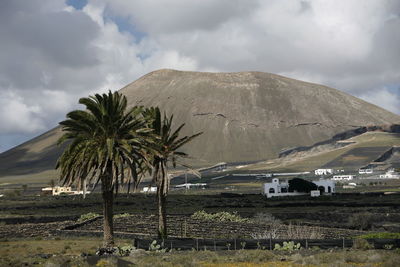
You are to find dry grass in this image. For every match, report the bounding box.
[0,237,131,266]
[1,238,400,266]
[251,223,323,240]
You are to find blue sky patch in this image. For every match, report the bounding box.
[66,0,88,10]
[103,7,147,43]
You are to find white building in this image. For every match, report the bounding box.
[379,169,400,179]
[359,169,373,174]
[314,179,335,194]
[262,178,335,198]
[41,186,91,196]
[141,186,157,193]
[315,169,333,175]
[174,183,207,190]
[332,175,355,181]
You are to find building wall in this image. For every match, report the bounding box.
[315,169,333,175]
[263,178,335,197]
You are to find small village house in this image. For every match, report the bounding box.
[379,169,400,179]
[314,168,333,175]
[332,175,355,181]
[262,178,335,198]
[359,168,373,174]
[174,183,208,190]
[141,186,157,193]
[41,186,90,196]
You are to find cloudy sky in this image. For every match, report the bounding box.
[0,0,399,152]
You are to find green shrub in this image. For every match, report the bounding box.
[274,241,301,251]
[384,244,394,250]
[117,245,134,256]
[3,189,21,198]
[348,212,379,230]
[352,238,373,250]
[114,213,131,219]
[252,212,281,224]
[77,212,100,223]
[191,210,249,223]
[356,232,400,239]
[148,240,166,252]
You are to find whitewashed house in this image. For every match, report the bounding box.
[262,178,335,198]
[141,186,157,193]
[174,183,207,190]
[379,169,400,179]
[41,186,91,196]
[359,169,373,174]
[332,175,355,181]
[314,169,333,175]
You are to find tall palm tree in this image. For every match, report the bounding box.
[144,107,202,239]
[56,91,152,248]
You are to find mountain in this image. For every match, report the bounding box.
[1,69,399,180]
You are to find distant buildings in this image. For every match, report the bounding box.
[262,178,335,198]
[41,186,90,196]
[315,169,333,175]
[358,169,373,174]
[174,183,208,190]
[379,169,400,179]
[331,175,355,181]
[141,186,157,193]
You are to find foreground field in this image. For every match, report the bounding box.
[1,193,400,236]
[1,193,400,266]
[1,237,400,266]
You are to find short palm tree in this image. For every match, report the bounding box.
[56,91,152,248]
[144,107,202,238]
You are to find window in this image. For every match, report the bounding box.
[269,188,275,193]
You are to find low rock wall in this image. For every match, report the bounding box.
[75,214,366,239]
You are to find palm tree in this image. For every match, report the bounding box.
[56,91,152,248]
[144,107,202,238]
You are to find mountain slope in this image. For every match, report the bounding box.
[244,131,400,172]
[1,69,399,179]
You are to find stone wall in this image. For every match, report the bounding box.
[75,214,366,239]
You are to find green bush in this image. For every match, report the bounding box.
[77,212,100,223]
[274,241,301,251]
[352,238,374,250]
[191,210,249,223]
[148,240,166,252]
[117,245,134,256]
[356,232,400,239]
[114,213,131,219]
[3,189,21,198]
[348,212,379,230]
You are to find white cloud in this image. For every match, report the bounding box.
[0,90,44,133]
[360,88,400,115]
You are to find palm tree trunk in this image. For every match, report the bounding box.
[157,187,167,239]
[102,189,114,248]
[83,179,87,199]
[153,162,167,239]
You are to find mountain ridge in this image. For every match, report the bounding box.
[1,69,399,178]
